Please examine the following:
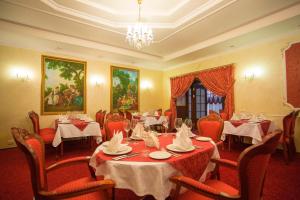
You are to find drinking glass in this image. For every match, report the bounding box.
[174,118,183,132]
[184,119,193,129]
[162,117,169,136]
[123,119,131,144]
[130,119,139,144]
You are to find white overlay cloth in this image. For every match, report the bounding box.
[143,116,167,126]
[221,120,276,144]
[53,122,101,147]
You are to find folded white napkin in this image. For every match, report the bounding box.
[257,113,266,121]
[154,111,159,116]
[249,115,259,122]
[142,112,149,117]
[230,113,240,120]
[132,123,144,138]
[106,131,126,153]
[144,132,160,149]
[172,124,193,150]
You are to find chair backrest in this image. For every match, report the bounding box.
[237,130,282,200]
[118,110,125,117]
[125,111,132,120]
[96,110,106,128]
[290,110,299,137]
[28,111,40,134]
[157,109,162,116]
[11,127,47,197]
[104,115,126,140]
[196,113,224,142]
[283,111,294,138]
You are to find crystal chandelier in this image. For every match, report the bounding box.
[126,0,153,49]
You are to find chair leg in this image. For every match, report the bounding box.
[282,142,289,164]
[228,135,232,152]
[288,138,296,161]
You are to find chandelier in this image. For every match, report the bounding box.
[126,0,153,49]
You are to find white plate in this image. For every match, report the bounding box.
[195,136,211,142]
[166,144,195,152]
[130,135,143,140]
[149,151,171,159]
[103,146,132,155]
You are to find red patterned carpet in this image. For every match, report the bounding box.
[0,141,299,200]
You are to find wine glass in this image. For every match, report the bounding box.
[130,119,139,144]
[174,118,183,132]
[184,119,193,137]
[184,119,193,129]
[162,116,169,136]
[123,119,131,144]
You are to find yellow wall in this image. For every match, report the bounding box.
[0,45,163,149]
[162,32,300,152]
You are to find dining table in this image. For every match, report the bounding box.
[52,119,102,147]
[89,134,220,200]
[221,119,276,145]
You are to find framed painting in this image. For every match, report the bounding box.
[41,55,86,115]
[110,66,139,112]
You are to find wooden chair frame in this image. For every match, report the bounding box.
[11,127,115,200]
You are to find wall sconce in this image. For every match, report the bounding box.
[90,75,105,86]
[141,80,153,90]
[244,66,263,81]
[11,67,33,82]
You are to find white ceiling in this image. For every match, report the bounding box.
[0,0,300,70]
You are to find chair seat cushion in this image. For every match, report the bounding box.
[54,177,109,200]
[178,179,239,200]
[40,128,55,144]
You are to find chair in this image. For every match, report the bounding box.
[164,109,172,132]
[289,110,299,160]
[169,130,282,200]
[96,110,106,129]
[104,115,126,140]
[96,110,107,142]
[125,111,132,120]
[196,113,224,143]
[28,111,57,146]
[280,111,295,164]
[11,127,115,200]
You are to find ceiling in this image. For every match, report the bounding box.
[1,0,300,70]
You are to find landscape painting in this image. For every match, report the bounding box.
[111,66,139,112]
[41,55,86,115]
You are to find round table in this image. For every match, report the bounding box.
[89,134,219,200]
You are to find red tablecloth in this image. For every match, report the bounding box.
[96,135,214,180]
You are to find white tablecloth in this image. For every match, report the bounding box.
[53,122,102,147]
[221,120,276,144]
[143,116,167,127]
[89,140,219,200]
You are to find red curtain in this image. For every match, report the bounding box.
[197,64,235,118]
[170,74,195,129]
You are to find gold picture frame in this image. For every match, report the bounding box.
[110,66,139,112]
[41,55,87,115]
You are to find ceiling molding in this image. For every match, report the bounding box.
[163,3,300,61]
[0,19,162,61]
[164,29,300,71]
[39,0,235,29]
[75,0,191,17]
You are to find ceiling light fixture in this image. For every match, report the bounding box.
[126,0,153,49]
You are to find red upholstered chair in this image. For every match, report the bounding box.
[125,111,132,120]
[164,109,172,132]
[289,110,299,160]
[104,115,126,140]
[96,110,107,142]
[11,127,115,200]
[197,113,224,146]
[280,111,296,164]
[170,130,282,200]
[28,111,56,145]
